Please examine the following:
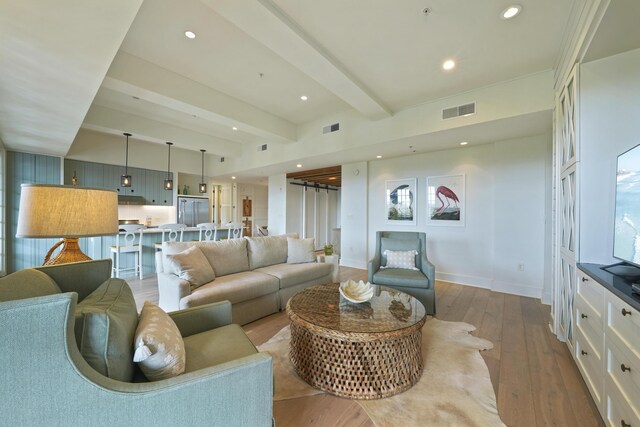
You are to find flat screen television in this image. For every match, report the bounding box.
[610,143,640,279]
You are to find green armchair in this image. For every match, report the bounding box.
[0,259,273,427]
[368,231,436,314]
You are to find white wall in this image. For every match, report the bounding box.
[579,48,640,264]
[268,173,287,235]
[368,135,551,298]
[341,162,369,269]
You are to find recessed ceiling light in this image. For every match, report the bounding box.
[300,95,308,101]
[231,176,236,180]
[443,60,456,71]
[296,164,302,168]
[376,155,382,159]
[232,126,238,131]
[185,31,196,39]
[501,5,522,19]
[460,141,468,146]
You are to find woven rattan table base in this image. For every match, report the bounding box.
[286,285,426,399]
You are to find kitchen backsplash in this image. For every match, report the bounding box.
[118,205,175,226]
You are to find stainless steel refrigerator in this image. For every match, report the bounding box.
[177,196,210,227]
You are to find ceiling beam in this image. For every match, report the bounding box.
[0,0,144,156]
[82,105,243,158]
[104,52,297,143]
[203,0,392,120]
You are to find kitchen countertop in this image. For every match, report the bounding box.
[117,226,232,234]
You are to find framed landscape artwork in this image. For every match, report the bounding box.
[385,178,417,225]
[427,174,465,226]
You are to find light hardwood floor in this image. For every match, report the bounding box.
[127,267,604,427]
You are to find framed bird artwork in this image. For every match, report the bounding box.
[385,178,417,225]
[427,174,465,226]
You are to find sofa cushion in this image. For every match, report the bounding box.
[0,269,61,302]
[164,245,215,290]
[372,268,430,289]
[287,237,316,264]
[133,301,186,381]
[255,262,332,289]
[163,239,250,277]
[246,235,289,269]
[183,324,258,373]
[380,237,420,267]
[74,278,138,382]
[180,271,279,308]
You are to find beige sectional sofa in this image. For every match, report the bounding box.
[156,234,333,325]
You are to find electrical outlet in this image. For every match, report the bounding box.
[518,264,525,271]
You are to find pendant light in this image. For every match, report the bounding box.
[164,142,173,190]
[199,149,207,193]
[121,132,132,187]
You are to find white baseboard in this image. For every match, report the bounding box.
[491,280,542,299]
[436,272,492,289]
[340,258,367,270]
[541,290,552,305]
[437,272,543,299]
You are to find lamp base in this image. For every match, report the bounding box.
[43,238,92,265]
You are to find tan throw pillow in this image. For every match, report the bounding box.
[133,301,186,381]
[164,245,215,290]
[383,249,419,270]
[287,237,316,264]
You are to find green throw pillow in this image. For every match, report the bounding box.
[0,269,61,302]
[74,279,138,382]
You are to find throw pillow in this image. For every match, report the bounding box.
[287,237,316,264]
[383,250,419,271]
[0,269,61,302]
[74,278,138,382]
[164,245,215,290]
[133,301,186,381]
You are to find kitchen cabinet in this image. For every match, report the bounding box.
[64,159,173,205]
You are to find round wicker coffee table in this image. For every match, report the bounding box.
[286,283,427,399]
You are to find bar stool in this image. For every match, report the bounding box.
[197,223,218,241]
[154,223,187,251]
[110,224,145,279]
[223,222,243,240]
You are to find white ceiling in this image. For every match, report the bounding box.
[1,0,638,180]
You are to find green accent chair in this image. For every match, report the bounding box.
[0,259,273,427]
[368,231,436,314]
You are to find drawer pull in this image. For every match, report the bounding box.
[621,308,632,316]
[581,277,588,282]
[581,313,588,319]
[581,350,588,356]
[621,364,631,373]
[620,420,630,427]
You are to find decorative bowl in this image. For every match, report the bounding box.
[339,280,374,303]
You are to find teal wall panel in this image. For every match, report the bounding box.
[6,151,62,273]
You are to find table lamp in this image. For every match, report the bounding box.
[16,184,119,265]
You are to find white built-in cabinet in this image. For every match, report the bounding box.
[553,64,580,350]
[575,269,639,427]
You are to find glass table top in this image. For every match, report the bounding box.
[287,283,426,333]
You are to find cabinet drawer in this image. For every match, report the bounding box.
[605,292,640,360]
[577,271,605,316]
[576,327,604,409]
[606,338,640,418]
[576,291,604,340]
[605,378,640,427]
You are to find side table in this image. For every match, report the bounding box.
[317,254,339,282]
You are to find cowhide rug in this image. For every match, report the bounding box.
[257,318,506,427]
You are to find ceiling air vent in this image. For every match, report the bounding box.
[220,157,225,163]
[442,102,476,120]
[257,144,268,152]
[322,123,340,134]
